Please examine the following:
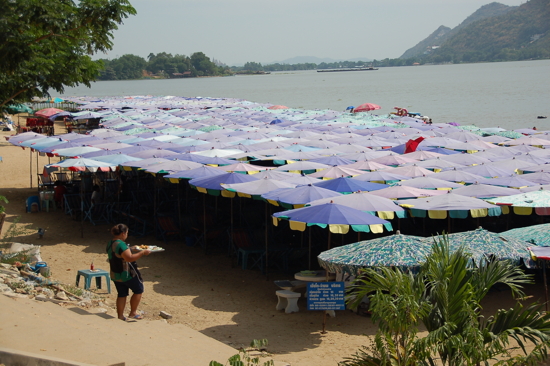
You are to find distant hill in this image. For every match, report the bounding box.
[400,2,517,59]
[429,0,550,62]
[273,56,372,64]
[400,26,452,59]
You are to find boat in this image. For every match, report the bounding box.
[537,116,547,119]
[317,67,378,73]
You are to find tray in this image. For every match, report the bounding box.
[135,246,165,252]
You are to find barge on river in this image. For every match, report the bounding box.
[317,67,378,73]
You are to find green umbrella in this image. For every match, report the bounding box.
[428,227,533,267]
[5,103,33,114]
[486,190,550,216]
[317,231,430,275]
[500,223,550,247]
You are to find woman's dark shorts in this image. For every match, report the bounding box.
[114,275,144,297]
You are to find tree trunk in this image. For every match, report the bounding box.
[0,212,6,238]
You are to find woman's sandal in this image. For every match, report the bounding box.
[129,313,143,320]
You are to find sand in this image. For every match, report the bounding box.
[0,127,548,366]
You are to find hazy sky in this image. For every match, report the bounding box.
[103,0,526,66]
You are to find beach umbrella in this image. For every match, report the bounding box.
[164,165,226,182]
[369,185,448,200]
[399,194,501,222]
[5,103,33,114]
[521,172,550,185]
[343,160,389,171]
[217,162,271,174]
[459,163,516,178]
[396,176,463,190]
[189,172,259,196]
[46,158,115,172]
[486,190,550,216]
[52,146,102,157]
[354,170,411,184]
[142,159,203,174]
[273,202,392,236]
[307,166,365,179]
[261,184,342,209]
[388,165,435,178]
[501,223,550,246]
[482,175,538,189]
[35,108,64,118]
[430,227,532,267]
[318,231,431,275]
[431,169,487,184]
[311,177,388,194]
[90,154,142,166]
[449,183,519,199]
[71,111,103,120]
[128,149,178,159]
[307,191,406,219]
[353,103,381,113]
[371,154,418,167]
[274,161,330,174]
[273,202,393,268]
[223,177,296,198]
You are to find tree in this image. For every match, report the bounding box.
[0,0,136,111]
[111,54,146,79]
[190,52,217,76]
[342,236,550,366]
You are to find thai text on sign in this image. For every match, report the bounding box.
[307,282,345,311]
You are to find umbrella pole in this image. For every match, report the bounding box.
[308,227,312,270]
[328,231,332,250]
[544,260,549,313]
[447,216,451,234]
[177,182,182,230]
[29,149,32,189]
[203,194,207,254]
[230,197,233,257]
[265,202,269,279]
[36,150,39,186]
[80,172,84,238]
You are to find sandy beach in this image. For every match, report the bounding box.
[1,125,549,366]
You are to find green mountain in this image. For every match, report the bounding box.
[401,2,516,59]
[400,25,452,59]
[429,0,550,62]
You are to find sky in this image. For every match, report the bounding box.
[102,0,527,66]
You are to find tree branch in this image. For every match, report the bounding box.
[0,87,34,109]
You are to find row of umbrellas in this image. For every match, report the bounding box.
[8,95,550,272]
[318,226,543,275]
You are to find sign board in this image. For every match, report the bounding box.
[307,282,345,311]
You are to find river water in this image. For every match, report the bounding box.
[60,60,550,131]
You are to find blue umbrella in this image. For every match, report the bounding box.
[261,184,342,209]
[273,202,392,235]
[312,177,388,194]
[189,172,258,196]
[273,202,393,268]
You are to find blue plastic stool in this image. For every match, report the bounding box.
[76,269,111,294]
[25,195,41,213]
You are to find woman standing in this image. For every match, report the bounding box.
[106,223,151,320]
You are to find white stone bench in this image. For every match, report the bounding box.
[275,290,300,314]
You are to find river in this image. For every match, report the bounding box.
[60,60,550,130]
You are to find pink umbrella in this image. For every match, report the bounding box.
[35,108,64,118]
[353,103,381,113]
